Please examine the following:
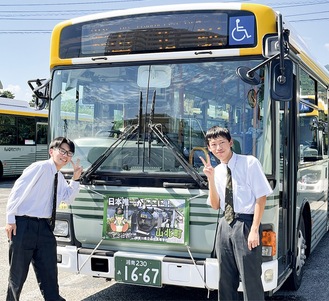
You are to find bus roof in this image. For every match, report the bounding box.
[0,97,48,118]
[68,3,245,23]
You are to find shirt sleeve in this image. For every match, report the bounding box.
[249,158,273,199]
[6,164,45,224]
[56,173,80,205]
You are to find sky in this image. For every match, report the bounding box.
[1,0,329,101]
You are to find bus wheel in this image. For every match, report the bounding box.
[285,216,307,290]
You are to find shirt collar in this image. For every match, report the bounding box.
[227,152,237,170]
[48,158,58,175]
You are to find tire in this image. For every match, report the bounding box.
[285,215,307,290]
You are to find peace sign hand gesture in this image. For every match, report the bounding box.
[71,158,83,181]
[199,154,214,179]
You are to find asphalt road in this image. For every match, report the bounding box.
[1,178,328,301]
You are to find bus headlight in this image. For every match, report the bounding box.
[264,269,274,283]
[53,220,69,237]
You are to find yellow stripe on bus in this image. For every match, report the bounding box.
[240,3,277,56]
[0,110,47,117]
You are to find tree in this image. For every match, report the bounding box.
[0,90,15,99]
[29,95,37,107]
[29,94,49,109]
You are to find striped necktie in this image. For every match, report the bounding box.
[224,166,235,224]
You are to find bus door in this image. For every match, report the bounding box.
[278,99,296,284]
[35,122,48,161]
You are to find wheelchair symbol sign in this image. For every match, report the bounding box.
[229,16,255,46]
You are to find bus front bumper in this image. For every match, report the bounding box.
[57,246,278,291]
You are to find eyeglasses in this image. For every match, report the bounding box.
[209,140,229,150]
[56,147,74,157]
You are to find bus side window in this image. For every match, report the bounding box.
[0,116,17,145]
[18,117,35,145]
[299,110,321,161]
[36,124,48,144]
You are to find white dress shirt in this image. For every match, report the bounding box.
[211,152,273,214]
[6,158,80,224]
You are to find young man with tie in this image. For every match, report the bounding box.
[200,126,273,301]
[5,137,83,301]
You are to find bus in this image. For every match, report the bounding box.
[0,97,48,179]
[29,3,329,296]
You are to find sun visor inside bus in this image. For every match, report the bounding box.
[270,59,293,102]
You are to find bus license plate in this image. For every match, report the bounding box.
[115,256,161,287]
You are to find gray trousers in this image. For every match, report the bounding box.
[216,216,264,301]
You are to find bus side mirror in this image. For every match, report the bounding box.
[28,78,51,109]
[35,98,47,110]
[271,59,293,102]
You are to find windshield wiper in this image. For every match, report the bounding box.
[149,123,208,189]
[148,90,156,162]
[80,124,138,184]
[137,91,143,164]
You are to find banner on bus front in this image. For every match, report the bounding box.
[102,195,189,245]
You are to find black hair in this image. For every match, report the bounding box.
[115,206,124,215]
[49,137,75,153]
[205,126,231,146]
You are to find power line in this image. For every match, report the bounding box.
[0,1,328,17]
[0,9,103,13]
[290,17,329,22]
[0,30,51,33]
[0,15,77,21]
[0,0,328,31]
[1,12,328,20]
[0,0,143,6]
[270,0,329,8]
[286,10,329,17]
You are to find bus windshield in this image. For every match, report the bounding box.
[50,59,272,185]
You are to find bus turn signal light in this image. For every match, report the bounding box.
[262,230,276,257]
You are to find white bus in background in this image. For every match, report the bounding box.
[0,97,48,179]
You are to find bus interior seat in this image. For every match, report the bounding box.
[87,147,108,164]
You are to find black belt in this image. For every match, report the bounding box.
[16,215,50,221]
[234,213,254,221]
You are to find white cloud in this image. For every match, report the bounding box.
[325,43,329,51]
[4,84,21,98]
[1,83,35,101]
[3,84,32,100]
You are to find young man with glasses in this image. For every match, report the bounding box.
[5,137,83,301]
[200,126,273,301]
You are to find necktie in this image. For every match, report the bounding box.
[50,172,58,231]
[224,166,235,224]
